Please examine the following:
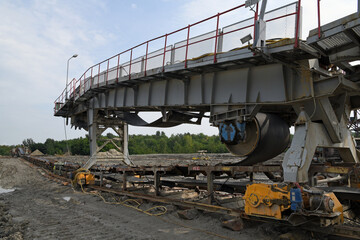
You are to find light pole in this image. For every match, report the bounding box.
[66,54,78,100]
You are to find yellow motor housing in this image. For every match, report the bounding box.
[76,172,95,186]
[73,168,95,186]
[243,183,290,219]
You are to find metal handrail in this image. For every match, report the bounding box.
[54,0,301,114]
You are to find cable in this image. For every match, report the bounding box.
[73,173,167,217]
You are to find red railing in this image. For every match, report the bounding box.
[54,0,301,114]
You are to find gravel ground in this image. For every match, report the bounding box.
[0,157,289,240]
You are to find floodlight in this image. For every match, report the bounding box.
[245,0,260,8]
[240,34,253,44]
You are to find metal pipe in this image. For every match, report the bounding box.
[294,0,302,48]
[162,34,168,72]
[129,49,133,80]
[317,175,345,184]
[258,0,267,20]
[144,42,149,76]
[185,25,190,68]
[253,3,259,40]
[106,59,110,85]
[116,54,120,82]
[213,13,220,63]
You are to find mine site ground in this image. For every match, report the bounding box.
[0,156,349,240]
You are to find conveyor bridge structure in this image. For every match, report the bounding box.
[54,0,360,184]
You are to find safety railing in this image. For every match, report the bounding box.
[54,0,301,114]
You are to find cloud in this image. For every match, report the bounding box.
[0,0,116,144]
[131,3,137,9]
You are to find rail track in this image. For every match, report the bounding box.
[21,155,360,239]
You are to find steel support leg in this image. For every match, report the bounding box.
[122,172,127,191]
[100,171,103,187]
[111,124,133,166]
[207,171,214,204]
[88,107,97,159]
[283,109,359,183]
[154,171,161,196]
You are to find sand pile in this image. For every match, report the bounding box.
[30,150,44,156]
[97,149,123,159]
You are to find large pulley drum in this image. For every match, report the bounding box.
[219,113,290,165]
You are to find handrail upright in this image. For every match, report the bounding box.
[317,0,321,38]
[90,67,93,88]
[129,49,133,80]
[214,13,220,63]
[144,42,149,76]
[185,25,191,68]
[116,54,120,83]
[106,59,110,85]
[162,34,168,72]
[294,0,302,48]
[97,64,100,88]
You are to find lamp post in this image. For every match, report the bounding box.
[66,54,78,100]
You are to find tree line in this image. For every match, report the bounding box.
[0,132,228,156]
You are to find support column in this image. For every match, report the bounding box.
[112,123,133,166]
[154,171,161,196]
[87,107,98,158]
[123,123,131,165]
[100,171,104,187]
[207,171,214,204]
[122,172,127,191]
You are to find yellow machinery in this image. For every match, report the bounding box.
[243,183,344,225]
[72,168,95,187]
[243,183,290,219]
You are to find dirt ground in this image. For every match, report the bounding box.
[0,157,296,240]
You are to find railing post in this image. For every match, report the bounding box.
[84,72,86,92]
[97,64,100,88]
[213,13,220,64]
[185,25,191,68]
[84,76,86,95]
[129,49,133,80]
[79,79,82,97]
[116,54,120,83]
[82,76,85,95]
[72,79,75,98]
[253,3,259,41]
[90,67,93,88]
[162,34,168,72]
[106,59,110,85]
[294,0,302,48]
[144,41,149,76]
[317,0,321,39]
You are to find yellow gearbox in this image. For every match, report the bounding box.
[243,183,291,219]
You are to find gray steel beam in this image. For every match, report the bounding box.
[87,105,97,158]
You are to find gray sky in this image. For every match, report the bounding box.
[0,0,357,145]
